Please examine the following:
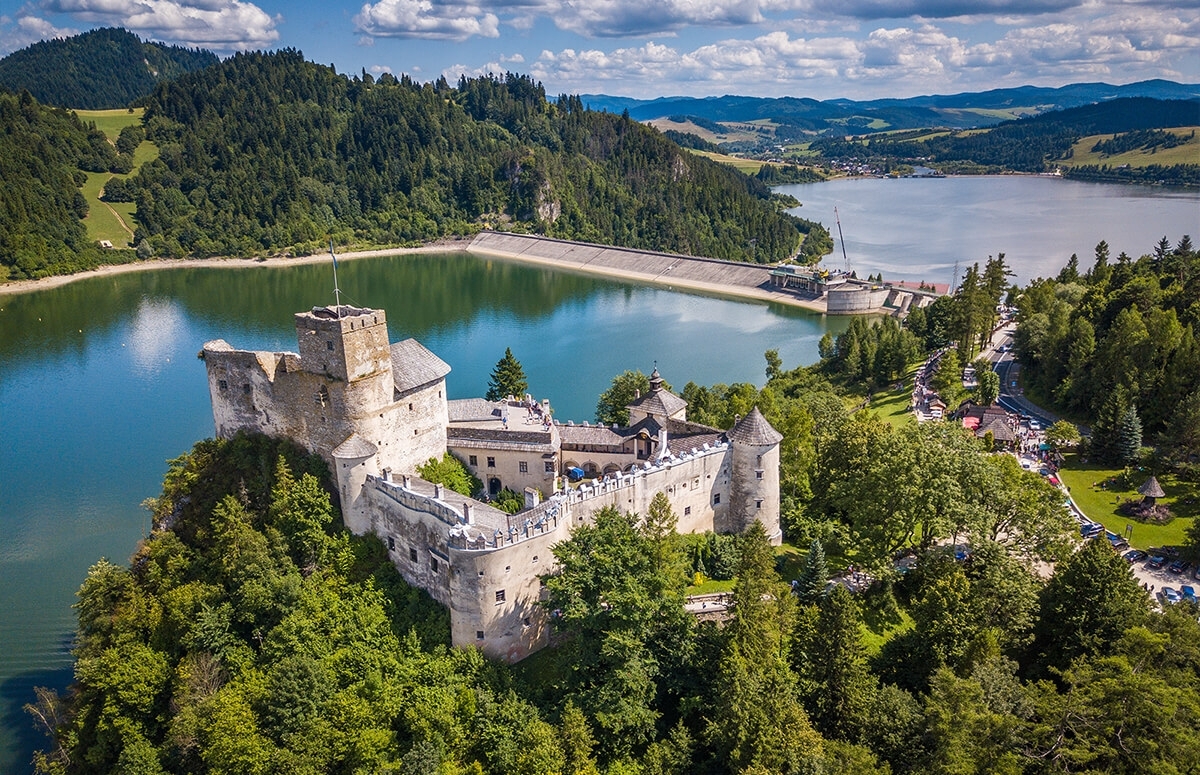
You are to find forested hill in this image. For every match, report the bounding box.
[0,90,128,278]
[810,97,1200,176]
[0,28,217,110]
[125,50,810,264]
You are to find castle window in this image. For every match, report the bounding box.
[387,537,395,550]
[487,457,496,468]
[409,403,414,410]
[756,499,763,509]
[756,470,764,479]
[431,557,439,573]
[476,630,485,640]
[326,340,334,351]
[469,455,478,466]
[519,461,528,473]
[409,548,418,562]
[532,555,539,564]
[218,379,228,391]
[505,565,511,572]
[713,493,721,505]
[545,461,555,473]
[495,590,506,603]
[478,570,485,577]
[242,383,251,395]
[684,506,691,516]
[315,385,329,406]
[523,617,532,628]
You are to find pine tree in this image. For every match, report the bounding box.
[795,539,829,603]
[485,347,528,401]
[1115,405,1143,464]
[807,585,875,741]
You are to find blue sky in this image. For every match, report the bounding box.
[2,0,1197,100]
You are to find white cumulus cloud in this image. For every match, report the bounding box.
[354,0,500,40]
[40,0,279,50]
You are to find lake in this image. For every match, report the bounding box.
[781,175,1200,285]
[1,175,1198,771]
[0,252,844,770]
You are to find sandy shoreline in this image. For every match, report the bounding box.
[1,235,829,314]
[465,241,830,314]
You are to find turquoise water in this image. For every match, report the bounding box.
[783,176,1200,285]
[2,174,1197,770]
[0,252,843,771]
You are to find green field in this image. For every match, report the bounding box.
[866,382,916,428]
[689,149,768,174]
[72,108,158,248]
[74,107,144,140]
[1061,126,1200,169]
[1057,457,1197,551]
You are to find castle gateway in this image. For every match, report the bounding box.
[201,305,782,662]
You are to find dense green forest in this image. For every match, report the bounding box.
[1015,236,1200,466]
[0,28,216,110]
[0,50,816,280]
[0,89,137,278]
[807,98,1200,177]
[34,356,1200,772]
[126,50,808,263]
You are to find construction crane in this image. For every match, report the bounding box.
[834,206,851,275]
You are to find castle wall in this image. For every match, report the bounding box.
[450,523,566,662]
[378,381,450,475]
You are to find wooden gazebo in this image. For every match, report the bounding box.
[1138,476,1166,505]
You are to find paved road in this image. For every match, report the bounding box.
[983,325,1065,429]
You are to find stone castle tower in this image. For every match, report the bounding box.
[201,305,451,533]
[727,407,783,544]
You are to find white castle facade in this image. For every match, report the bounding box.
[201,305,782,662]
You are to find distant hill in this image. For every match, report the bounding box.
[0,27,217,109]
[584,80,1200,133]
[807,97,1200,180]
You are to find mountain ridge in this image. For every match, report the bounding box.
[583,80,1200,132]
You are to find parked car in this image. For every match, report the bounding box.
[1162,587,1182,605]
[1168,559,1191,574]
[1123,549,1147,564]
[1147,555,1167,570]
[1182,585,1197,602]
[1080,523,1103,538]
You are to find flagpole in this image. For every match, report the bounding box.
[329,239,342,315]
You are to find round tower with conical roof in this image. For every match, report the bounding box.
[727,406,783,544]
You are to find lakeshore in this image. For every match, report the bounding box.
[1,234,835,313]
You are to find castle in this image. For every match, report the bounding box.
[200,304,782,662]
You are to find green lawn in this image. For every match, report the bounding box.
[686,578,735,595]
[1057,456,1197,551]
[867,382,915,428]
[74,108,144,140]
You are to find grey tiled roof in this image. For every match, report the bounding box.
[391,339,451,394]
[626,387,688,418]
[448,427,554,446]
[559,423,629,445]
[727,407,783,445]
[448,398,505,422]
[332,433,379,458]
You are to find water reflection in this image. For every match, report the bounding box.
[0,250,842,773]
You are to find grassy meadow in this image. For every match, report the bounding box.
[1057,457,1197,551]
[73,108,158,248]
[1060,126,1200,169]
